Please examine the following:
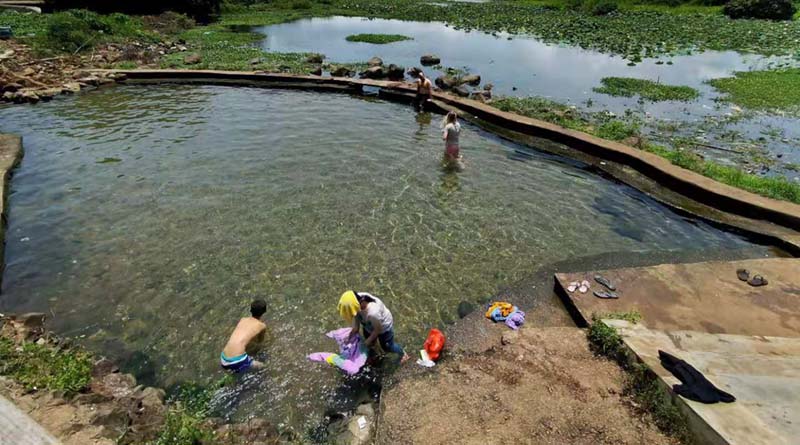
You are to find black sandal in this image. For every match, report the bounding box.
[736,268,750,282]
[594,290,619,299]
[747,275,768,287]
[594,274,616,291]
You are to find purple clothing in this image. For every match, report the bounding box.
[308,328,369,375]
[505,310,526,330]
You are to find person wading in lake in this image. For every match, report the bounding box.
[442,110,463,169]
[349,292,410,364]
[220,299,268,372]
[413,71,433,112]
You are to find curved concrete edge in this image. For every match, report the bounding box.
[89,70,800,236]
[0,134,23,288]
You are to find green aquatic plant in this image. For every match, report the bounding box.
[0,337,93,396]
[345,33,412,44]
[597,120,640,141]
[708,69,800,113]
[594,77,700,102]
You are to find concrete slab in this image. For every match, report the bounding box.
[0,394,61,445]
[607,320,800,445]
[555,258,800,337]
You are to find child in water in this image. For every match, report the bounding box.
[441,111,463,170]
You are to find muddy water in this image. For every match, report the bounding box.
[0,86,771,432]
[254,16,800,174]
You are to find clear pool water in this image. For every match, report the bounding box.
[0,85,769,430]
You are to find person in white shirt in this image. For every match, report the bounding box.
[349,291,409,363]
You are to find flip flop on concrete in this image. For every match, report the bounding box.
[594,290,619,299]
[594,274,616,291]
[567,281,579,293]
[736,268,750,282]
[747,274,768,287]
[579,280,590,293]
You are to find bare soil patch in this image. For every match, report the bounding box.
[378,326,677,445]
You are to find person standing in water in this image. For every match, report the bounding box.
[442,111,462,164]
[413,71,433,112]
[349,292,410,364]
[220,299,268,372]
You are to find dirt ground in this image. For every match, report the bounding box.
[378,325,677,445]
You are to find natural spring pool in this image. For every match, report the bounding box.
[0,85,772,432]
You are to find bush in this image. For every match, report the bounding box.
[46,11,96,52]
[45,0,221,22]
[587,0,619,15]
[723,0,797,20]
[566,0,619,16]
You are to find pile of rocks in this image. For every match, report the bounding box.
[359,56,405,80]
[0,39,185,104]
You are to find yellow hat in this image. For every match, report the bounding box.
[338,290,360,324]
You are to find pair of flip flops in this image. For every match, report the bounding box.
[593,274,618,299]
[736,269,768,287]
[567,280,591,293]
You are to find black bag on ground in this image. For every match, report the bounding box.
[658,350,735,404]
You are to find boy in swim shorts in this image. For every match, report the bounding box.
[220,299,268,372]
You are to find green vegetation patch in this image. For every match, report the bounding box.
[0,337,92,396]
[595,77,700,102]
[709,69,800,113]
[492,96,591,131]
[345,33,412,44]
[160,24,314,72]
[596,309,643,324]
[0,9,159,54]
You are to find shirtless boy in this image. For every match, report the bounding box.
[220,299,267,372]
[413,71,432,112]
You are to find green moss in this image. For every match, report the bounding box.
[597,310,643,324]
[595,77,700,102]
[345,33,412,44]
[708,69,800,113]
[0,337,92,396]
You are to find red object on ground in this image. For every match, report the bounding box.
[423,328,446,361]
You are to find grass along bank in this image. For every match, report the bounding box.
[594,77,700,102]
[345,33,412,44]
[492,96,800,204]
[709,68,800,113]
[0,336,92,396]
